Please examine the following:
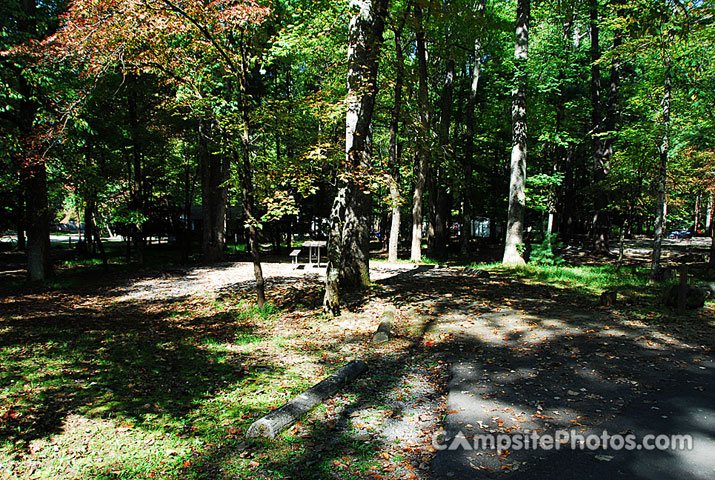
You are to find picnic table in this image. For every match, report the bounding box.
[302,240,327,267]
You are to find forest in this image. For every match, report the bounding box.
[2,0,714,294]
[1,1,715,479]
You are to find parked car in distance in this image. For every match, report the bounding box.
[667,230,692,239]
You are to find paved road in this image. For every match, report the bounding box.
[432,306,715,480]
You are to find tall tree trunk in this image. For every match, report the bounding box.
[387,24,405,263]
[433,57,455,259]
[410,1,431,262]
[552,2,575,240]
[340,185,371,290]
[339,0,390,291]
[17,0,50,280]
[590,0,610,254]
[22,146,51,280]
[181,141,195,263]
[128,84,145,264]
[199,119,228,262]
[324,186,348,315]
[15,185,26,250]
[85,198,107,268]
[462,27,483,254]
[706,194,713,234]
[239,141,266,307]
[502,0,530,266]
[650,67,671,281]
[324,0,389,314]
[237,34,266,307]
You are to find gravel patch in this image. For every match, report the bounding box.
[111,262,417,302]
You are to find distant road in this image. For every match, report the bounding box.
[1,234,125,245]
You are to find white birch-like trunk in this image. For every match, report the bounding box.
[410,2,430,263]
[650,67,671,281]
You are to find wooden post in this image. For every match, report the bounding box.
[678,264,688,313]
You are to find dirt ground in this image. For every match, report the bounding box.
[1,239,715,479]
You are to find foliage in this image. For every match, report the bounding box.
[528,232,565,266]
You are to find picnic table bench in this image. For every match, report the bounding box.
[290,249,301,267]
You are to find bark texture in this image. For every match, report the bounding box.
[324,0,388,313]
[502,0,530,266]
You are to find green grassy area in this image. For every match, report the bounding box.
[4,243,709,479]
[501,263,652,295]
[0,297,383,480]
[480,262,711,323]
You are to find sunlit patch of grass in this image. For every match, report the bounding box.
[63,257,115,267]
[3,415,191,480]
[233,330,263,346]
[0,317,330,479]
[271,335,287,348]
[225,243,248,254]
[1,265,425,480]
[233,301,279,323]
[470,261,501,270]
[496,263,651,295]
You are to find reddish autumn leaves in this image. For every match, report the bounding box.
[44,0,271,81]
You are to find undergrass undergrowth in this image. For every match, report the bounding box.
[509,263,650,294]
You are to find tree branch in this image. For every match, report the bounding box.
[153,0,239,74]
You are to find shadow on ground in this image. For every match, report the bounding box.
[0,295,270,448]
[2,261,714,479]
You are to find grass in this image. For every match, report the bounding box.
[0,277,388,480]
[5,242,708,478]
[506,263,652,295]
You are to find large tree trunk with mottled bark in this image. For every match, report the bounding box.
[324,0,388,314]
[502,0,530,266]
[324,186,348,316]
[22,150,51,281]
[340,186,371,290]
